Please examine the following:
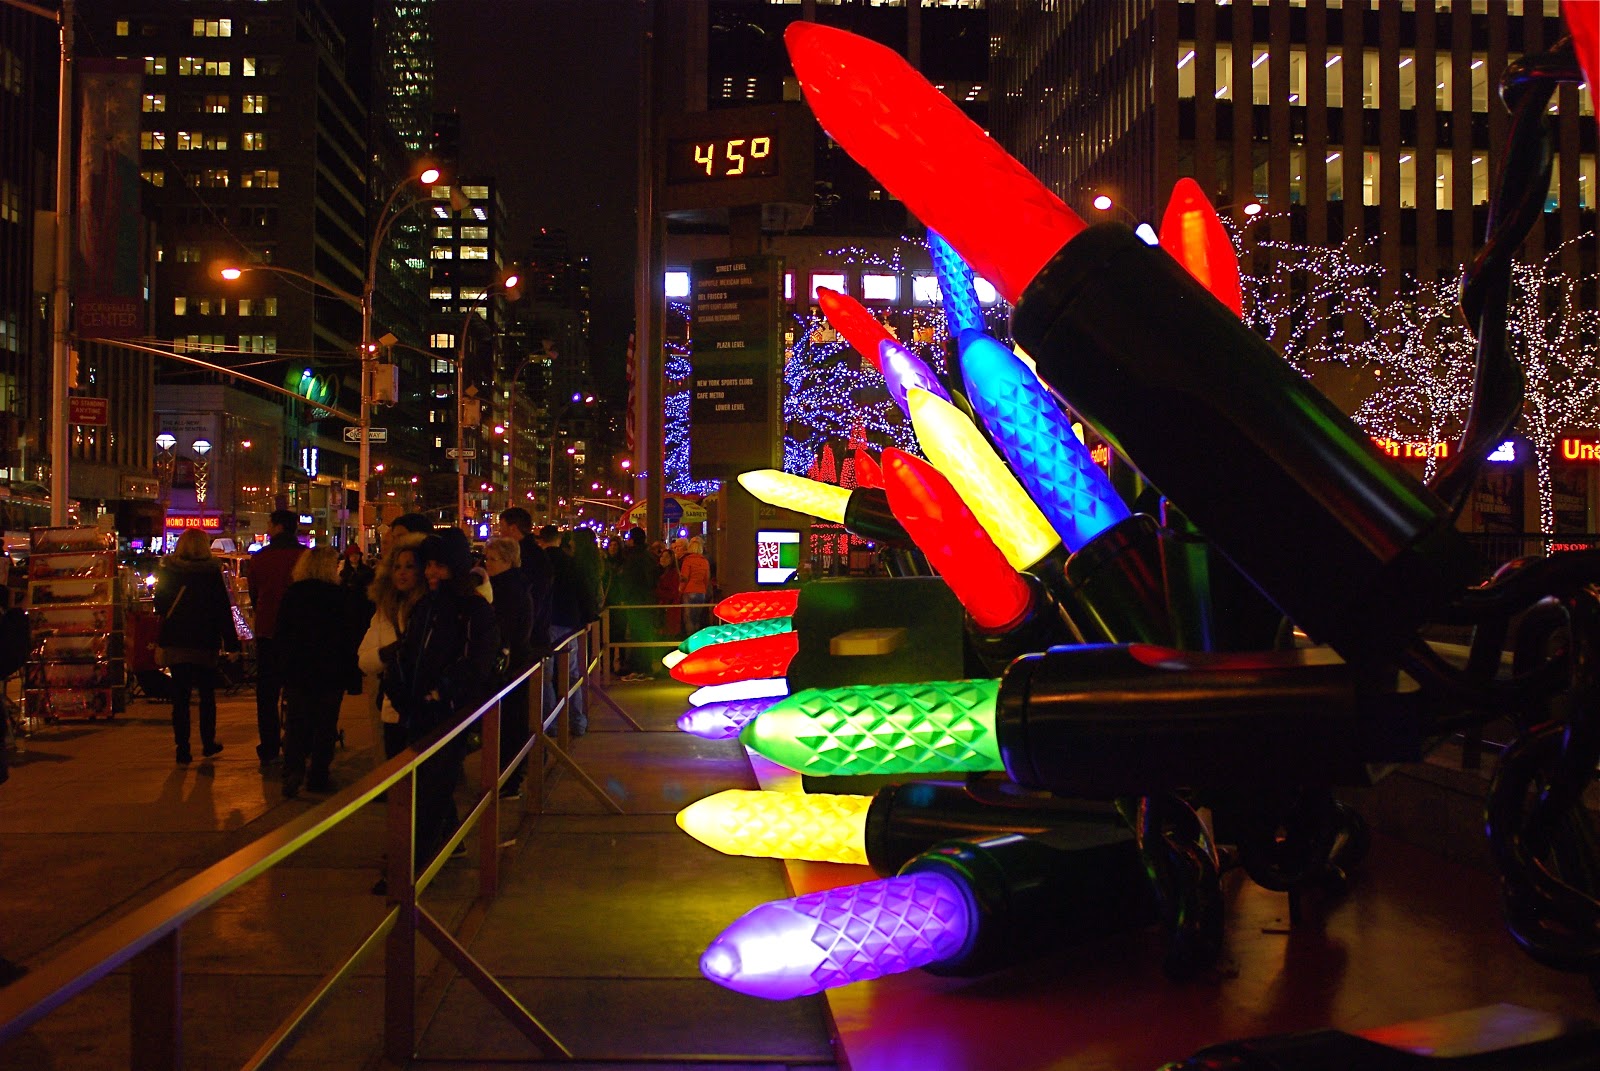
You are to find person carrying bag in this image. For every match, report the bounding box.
[154,530,240,764]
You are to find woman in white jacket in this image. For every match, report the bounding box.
[358,533,425,757]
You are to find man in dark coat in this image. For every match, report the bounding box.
[248,509,306,767]
[484,537,535,796]
[615,527,660,679]
[497,507,551,653]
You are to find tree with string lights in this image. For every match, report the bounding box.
[1503,238,1600,537]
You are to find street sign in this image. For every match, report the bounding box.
[445,448,477,459]
[342,427,388,443]
[68,396,109,427]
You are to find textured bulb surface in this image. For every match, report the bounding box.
[689,679,790,707]
[742,679,1003,776]
[928,231,984,337]
[738,470,850,524]
[878,339,951,416]
[958,333,1130,551]
[817,287,895,371]
[701,871,973,999]
[854,449,884,490]
[715,589,801,624]
[1159,177,1243,318]
[906,389,1059,571]
[881,448,1031,631]
[677,789,872,865]
[682,616,795,655]
[676,697,783,740]
[785,22,1084,303]
[671,631,801,686]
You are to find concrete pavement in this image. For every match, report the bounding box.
[0,677,838,1069]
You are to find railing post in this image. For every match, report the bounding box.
[480,700,501,896]
[129,929,181,1071]
[383,769,417,1064]
[581,625,593,733]
[556,635,572,753]
[530,663,547,816]
[601,608,612,685]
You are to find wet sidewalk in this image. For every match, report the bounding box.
[0,678,838,1069]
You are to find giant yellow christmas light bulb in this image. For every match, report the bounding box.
[737,470,850,524]
[677,789,872,866]
[906,388,1059,570]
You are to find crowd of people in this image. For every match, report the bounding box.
[148,508,711,888]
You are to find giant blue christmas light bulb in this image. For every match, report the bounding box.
[958,332,1130,551]
[928,230,984,337]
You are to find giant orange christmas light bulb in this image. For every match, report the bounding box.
[881,449,1030,632]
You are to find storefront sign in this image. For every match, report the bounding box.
[1371,436,1449,460]
[689,256,783,478]
[1559,438,1600,462]
[168,515,222,530]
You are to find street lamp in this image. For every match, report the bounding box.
[154,431,176,550]
[218,158,447,549]
[454,269,521,531]
[191,438,212,507]
[542,393,595,525]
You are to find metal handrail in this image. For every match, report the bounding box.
[0,618,620,1067]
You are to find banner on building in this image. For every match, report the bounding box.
[76,58,144,339]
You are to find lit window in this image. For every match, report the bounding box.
[117,20,130,36]
[241,94,267,114]
[432,358,454,374]
[199,168,229,188]
[141,93,165,113]
[460,245,488,260]
[241,131,268,151]
[430,286,454,301]
[911,273,940,303]
[140,168,165,187]
[173,297,188,316]
[239,334,276,353]
[462,185,489,200]
[193,18,232,38]
[973,277,999,305]
[240,169,279,188]
[145,56,167,77]
[430,246,453,260]
[664,271,690,297]
[204,94,228,113]
[460,225,488,240]
[140,131,166,150]
[433,226,454,239]
[237,299,251,317]
[174,131,196,150]
[242,57,258,77]
[262,297,277,317]
[861,273,899,302]
[430,333,455,349]
[809,272,847,301]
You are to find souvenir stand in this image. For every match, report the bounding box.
[24,526,123,721]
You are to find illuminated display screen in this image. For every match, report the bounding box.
[667,135,780,184]
[756,529,800,585]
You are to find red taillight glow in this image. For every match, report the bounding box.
[670,631,801,686]
[785,22,1085,304]
[881,448,1031,632]
[1158,177,1243,318]
[818,288,894,372]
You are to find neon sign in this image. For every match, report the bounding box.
[1560,438,1600,462]
[1371,436,1449,460]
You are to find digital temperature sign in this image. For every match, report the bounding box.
[667,135,781,184]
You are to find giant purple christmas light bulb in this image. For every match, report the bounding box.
[699,870,974,999]
[878,338,951,417]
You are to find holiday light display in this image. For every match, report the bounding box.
[678,789,874,867]
[737,469,850,523]
[786,20,1477,665]
[678,616,795,656]
[958,332,1130,551]
[676,696,784,740]
[701,832,1152,1000]
[661,649,687,671]
[785,22,1084,304]
[701,869,972,1000]
[741,679,1003,777]
[687,678,790,708]
[880,449,1031,631]
[670,631,800,687]
[928,231,984,337]
[853,448,883,489]
[817,287,895,371]
[1158,177,1243,318]
[715,589,800,624]
[905,389,1059,572]
[878,338,951,416]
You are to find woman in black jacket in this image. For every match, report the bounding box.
[154,529,240,764]
[380,529,500,875]
[276,547,369,798]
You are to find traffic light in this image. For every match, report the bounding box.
[68,349,80,390]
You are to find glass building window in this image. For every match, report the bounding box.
[1177,45,1196,99]
[1436,56,1452,110]
[1397,52,1416,110]
[141,131,166,150]
[173,297,187,316]
[810,272,847,301]
[1287,47,1305,104]
[462,185,489,200]
[430,246,453,260]
[430,333,455,349]
[433,225,454,239]
[1326,150,1343,201]
[241,131,268,150]
[460,225,488,240]
[1398,152,1416,207]
[460,246,488,260]
[193,18,232,37]
[1363,152,1380,206]
[240,169,279,188]
[1437,152,1453,211]
[1473,154,1488,205]
[142,93,165,113]
[1214,44,1232,100]
[238,335,276,353]
[430,286,454,301]
[861,273,899,302]
[140,168,165,187]
[199,168,229,188]
[1288,148,1305,204]
[203,94,228,113]
[1581,154,1596,210]
[241,94,267,114]
[1251,49,1270,105]
[145,56,167,76]
[1325,48,1342,108]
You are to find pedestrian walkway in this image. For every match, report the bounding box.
[0,678,838,1069]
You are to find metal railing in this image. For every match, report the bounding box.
[0,618,643,1069]
[598,601,711,683]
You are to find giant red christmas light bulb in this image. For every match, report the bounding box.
[670,631,801,687]
[1158,178,1243,318]
[1569,1,1598,134]
[854,448,884,490]
[817,287,894,372]
[785,22,1084,304]
[881,449,1030,632]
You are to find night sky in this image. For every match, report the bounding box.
[432,0,643,399]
